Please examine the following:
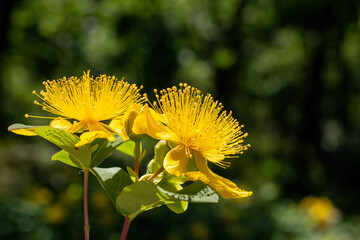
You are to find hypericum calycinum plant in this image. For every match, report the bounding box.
[9,71,252,240]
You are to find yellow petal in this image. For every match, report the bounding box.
[75,131,110,147]
[132,104,172,140]
[50,118,72,130]
[163,146,208,183]
[67,122,87,133]
[108,103,144,141]
[108,119,129,141]
[11,129,37,136]
[87,123,116,142]
[193,151,252,199]
[163,145,189,175]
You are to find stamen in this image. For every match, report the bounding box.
[25,114,57,119]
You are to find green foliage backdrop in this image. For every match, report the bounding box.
[1,0,360,239]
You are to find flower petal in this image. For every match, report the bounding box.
[75,131,110,147]
[67,121,87,133]
[163,145,189,175]
[108,103,144,141]
[163,146,208,183]
[87,123,116,142]
[106,120,129,141]
[193,151,252,199]
[50,118,72,130]
[132,104,172,140]
[11,129,37,136]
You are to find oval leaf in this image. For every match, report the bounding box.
[51,150,81,168]
[116,140,135,157]
[9,124,125,169]
[116,181,176,220]
[90,136,125,167]
[158,181,219,203]
[10,124,91,168]
[92,167,133,212]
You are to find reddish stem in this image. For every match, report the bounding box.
[84,169,90,240]
[134,159,139,179]
[147,166,164,182]
[120,217,132,240]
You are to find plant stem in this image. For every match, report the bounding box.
[147,166,164,182]
[133,140,142,178]
[120,216,132,240]
[84,169,90,240]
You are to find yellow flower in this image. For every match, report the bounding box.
[132,84,252,199]
[19,70,144,146]
[300,196,339,227]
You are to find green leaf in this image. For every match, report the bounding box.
[146,159,160,176]
[146,140,170,174]
[90,136,125,168]
[8,123,36,131]
[92,167,133,212]
[9,124,125,169]
[51,150,80,168]
[156,170,188,213]
[165,200,188,214]
[158,181,219,203]
[9,124,91,169]
[157,178,188,213]
[146,140,189,213]
[146,140,171,182]
[126,167,137,182]
[116,181,175,220]
[116,140,135,157]
[146,161,189,213]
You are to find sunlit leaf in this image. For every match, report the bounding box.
[92,167,133,212]
[158,181,219,203]
[51,150,80,168]
[145,140,188,212]
[126,166,138,182]
[146,140,188,213]
[157,178,188,213]
[146,140,169,174]
[116,181,176,220]
[9,124,125,169]
[116,140,135,157]
[9,124,91,168]
[90,136,125,167]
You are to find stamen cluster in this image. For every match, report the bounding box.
[152,83,249,167]
[32,71,145,123]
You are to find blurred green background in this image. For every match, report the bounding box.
[1,0,360,239]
